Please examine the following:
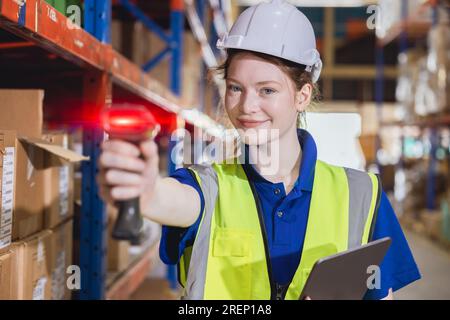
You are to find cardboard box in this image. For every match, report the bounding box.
[107,205,129,272]
[26,136,86,231]
[10,230,52,300]
[50,219,73,300]
[0,251,12,299]
[42,132,75,229]
[1,133,85,241]
[0,89,86,240]
[14,134,84,240]
[13,139,45,240]
[359,135,377,164]
[0,131,16,254]
[0,90,45,240]
[0,90,43,138]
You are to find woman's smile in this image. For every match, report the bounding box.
[237,118,271,129]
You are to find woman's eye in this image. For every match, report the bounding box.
[227,85,241,93]
[261,88,276,95]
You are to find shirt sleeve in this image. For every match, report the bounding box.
[158,167,204,265]
[364,191,422,300]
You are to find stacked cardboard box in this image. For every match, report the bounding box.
[1,218,74,300]
[0,90,86,241]
[0,90,45,240]
[50,219,73,300]
[0,130,16,254]
[0,251,12,299]
[10,230,53,299]
[0,89,86,299]
[42,132,75,229]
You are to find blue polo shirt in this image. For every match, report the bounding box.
[160,129,421,300]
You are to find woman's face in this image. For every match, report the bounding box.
[225,52,310,146]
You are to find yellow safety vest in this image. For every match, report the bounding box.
[178,159,381,300]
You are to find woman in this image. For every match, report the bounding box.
[98,0,420,300]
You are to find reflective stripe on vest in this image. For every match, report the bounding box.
[180,160,381,300]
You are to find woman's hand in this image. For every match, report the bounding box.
[97,139,160,204]
[97,138,200,227]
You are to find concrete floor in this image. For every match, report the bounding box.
[131,228,450,300]
[394,229,450,300]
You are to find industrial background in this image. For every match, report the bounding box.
[0,0,449,300]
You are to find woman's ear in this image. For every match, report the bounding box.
[295,83,313,112]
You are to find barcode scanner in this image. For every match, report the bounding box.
[102,105,160,244]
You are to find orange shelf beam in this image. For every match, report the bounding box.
[106,243,159,300]
[0,0,182,113]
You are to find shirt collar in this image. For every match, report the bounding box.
[242,129,317,192]
[297,129,316,192]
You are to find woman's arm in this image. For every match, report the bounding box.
[140,175,201,227]
[363,191,421,300]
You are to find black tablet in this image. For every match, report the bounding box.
[299,237,392,300]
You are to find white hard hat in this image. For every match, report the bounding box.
[217,0,322,83]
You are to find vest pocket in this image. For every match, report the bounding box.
[211,228,253,299]
[213,229,251,257]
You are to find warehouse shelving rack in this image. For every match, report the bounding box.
[0,0,227,299]
[376,0,447,210]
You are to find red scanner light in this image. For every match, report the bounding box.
[102,106,160,140]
